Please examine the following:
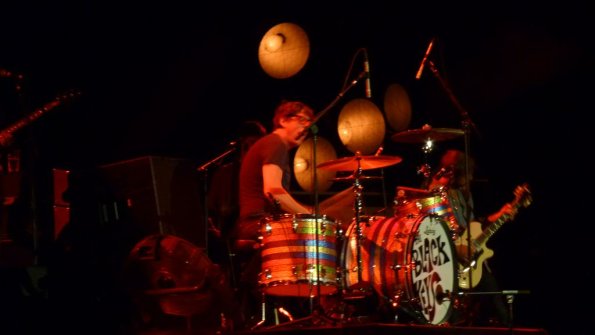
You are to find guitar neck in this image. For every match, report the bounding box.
[474,203,521,246]
[475,219,504,246]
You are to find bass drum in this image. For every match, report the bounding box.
[341,215,457,325]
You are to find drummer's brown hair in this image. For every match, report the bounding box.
[272,100,314,129]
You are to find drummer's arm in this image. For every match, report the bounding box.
[263,164,311,214]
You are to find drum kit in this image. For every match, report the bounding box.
[256,125,467,326]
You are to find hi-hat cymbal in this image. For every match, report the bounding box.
[317,155,402,171]
[391,126,464,143]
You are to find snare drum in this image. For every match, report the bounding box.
[259,213,338,297]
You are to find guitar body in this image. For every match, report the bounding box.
[455,221,493,289]
[454,183,532,289]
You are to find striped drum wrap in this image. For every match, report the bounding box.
[416,194,458,228]
[259,213,338,296]
[342,216,415,299]
[394,189,459,231]
[342,214,456,325]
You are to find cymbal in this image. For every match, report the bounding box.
[317,155,402,171]
[391,126,464,143]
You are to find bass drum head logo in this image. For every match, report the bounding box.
[408,215,457,325]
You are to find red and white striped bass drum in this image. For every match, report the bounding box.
[341,214,457,325]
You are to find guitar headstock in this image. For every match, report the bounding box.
[513,183,532,208]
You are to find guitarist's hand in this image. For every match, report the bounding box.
[487,203,516,224]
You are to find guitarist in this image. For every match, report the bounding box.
[427,149,515,327]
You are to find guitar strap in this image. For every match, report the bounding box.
[449,188,474,230]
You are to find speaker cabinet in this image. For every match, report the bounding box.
[99,156,205,248]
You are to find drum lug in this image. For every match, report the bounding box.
[390,289,405,307]
[265,222,272,235]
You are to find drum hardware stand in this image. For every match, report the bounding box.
[417,134,435,190]
[349,153,373,296]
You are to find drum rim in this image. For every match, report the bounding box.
[261,212,337,223]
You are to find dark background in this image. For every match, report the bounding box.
[0,1,590,334]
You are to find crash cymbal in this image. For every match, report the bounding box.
[317,154,402,171]
[391,125,464,143]
[293,137,337,192]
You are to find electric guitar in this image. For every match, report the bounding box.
[456,183,532,289]
[0,89,81,147]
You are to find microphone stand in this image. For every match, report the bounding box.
[274,71,366,330]
[454,290,530,330]
[309,70,367,301]
[426,60,481,295]
[196,144,237,258]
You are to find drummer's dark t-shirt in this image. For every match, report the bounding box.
[237,133,291,239]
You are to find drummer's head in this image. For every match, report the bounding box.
[439,149,475,186]
[272,100,314,129]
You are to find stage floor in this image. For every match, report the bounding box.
[137,321,549,335]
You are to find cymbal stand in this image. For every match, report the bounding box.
[418,138,435,189]
[351,153,369,294]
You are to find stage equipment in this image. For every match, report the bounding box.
[338,98,386,155]
[294,137,337,193]
[258,22,310,79]
[383,83,412,132]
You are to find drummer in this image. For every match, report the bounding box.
[235,100,315,242]
[232,99,316,325]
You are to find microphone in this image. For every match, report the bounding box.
[415,38,436,79]
[374,146,383,156]
[363,49,371,98]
